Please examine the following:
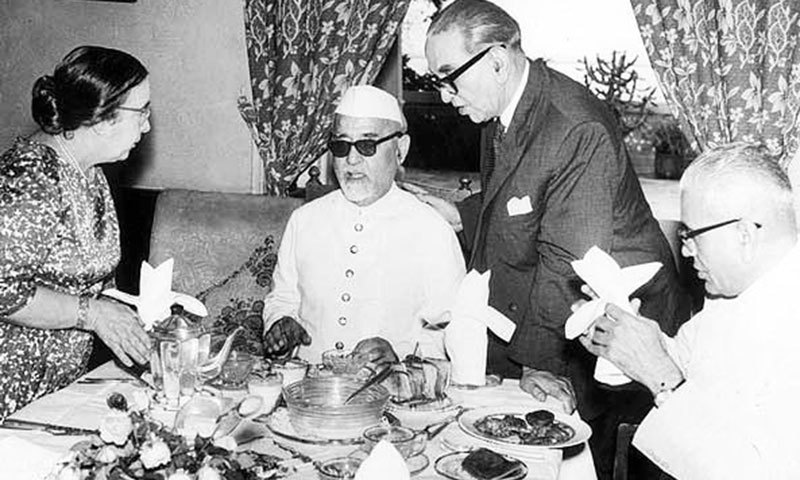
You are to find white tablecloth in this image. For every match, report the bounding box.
[0,362,597,479]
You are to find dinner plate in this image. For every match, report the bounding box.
[387,397,462,430]
[458,406,591,449]
[434,451,527,480]
[260,407,364,446]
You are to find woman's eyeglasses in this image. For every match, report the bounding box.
[431,44,505,96]
[118,102,151,124]
[327,131,403,158]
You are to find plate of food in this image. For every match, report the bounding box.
[435,448,527,480]
[458,406,591,449]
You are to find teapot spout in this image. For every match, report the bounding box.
[199,326,244,379]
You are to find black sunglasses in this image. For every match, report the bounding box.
[327,131,403,158]
[432,44,505,95]
[678,218,762,242]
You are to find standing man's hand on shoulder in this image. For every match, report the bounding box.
[400,182,463,232]
[520,367,577,414]
[263,316,311,357]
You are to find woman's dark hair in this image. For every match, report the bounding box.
[32,45,148,134]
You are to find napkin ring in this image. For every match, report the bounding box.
[75,295,92,331]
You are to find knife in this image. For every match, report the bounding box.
[0,419,98,436]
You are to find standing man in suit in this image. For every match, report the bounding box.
[419,0,690,477]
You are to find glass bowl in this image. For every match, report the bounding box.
[218,351,255,389]
[362,424,426,459]
[315,456,362,480]
[283,375,389,440]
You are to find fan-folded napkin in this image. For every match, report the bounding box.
[565,246,662,386]
[444,269,516,386]
[355,440,409,480]
[102,259,207,330]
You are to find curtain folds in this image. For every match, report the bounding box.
[630,0,800,167]
[240,0,410,196]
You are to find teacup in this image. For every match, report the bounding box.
[247,371,283,417]
[273,358,308,387]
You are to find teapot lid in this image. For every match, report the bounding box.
[153,304,205,339]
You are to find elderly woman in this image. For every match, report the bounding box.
[0,46,152,420]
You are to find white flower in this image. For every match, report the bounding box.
[197,465,223,480]
[99,411,133,446]
[168,469,192,480]
[96,445,120,463]
[130,389,151,412]
[54,464,81,480]
[140,438,171,469]
[213,435,237,451]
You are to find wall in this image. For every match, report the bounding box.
[0,0,255,193]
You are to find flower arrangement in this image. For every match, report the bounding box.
[48,392,284,480]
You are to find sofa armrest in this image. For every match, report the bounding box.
[148,189,302,296]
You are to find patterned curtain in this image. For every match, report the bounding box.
[630,0,800,167]
[239,0,409,196]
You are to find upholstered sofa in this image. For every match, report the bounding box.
[147,189,303,356]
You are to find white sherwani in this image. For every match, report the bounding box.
[633,243,800,479]
[263,184,466,363]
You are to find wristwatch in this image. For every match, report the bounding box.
[654,377,685,408]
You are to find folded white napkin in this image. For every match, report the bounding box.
[355,439,409,480]
[0,435,66,480]
[103,259,207,330]
[445,269,516,385]
[565,246,662,386]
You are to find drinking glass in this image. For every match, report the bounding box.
[160,341,181,407]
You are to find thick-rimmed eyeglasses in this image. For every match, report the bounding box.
[118,101,151,123]
[678,218,762,242]
[431,44,505,96]
[327,131,403,158]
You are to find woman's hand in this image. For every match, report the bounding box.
[88,298,151,367]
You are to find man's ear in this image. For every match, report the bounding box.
[397,133,410,166]
[491,47,510,83]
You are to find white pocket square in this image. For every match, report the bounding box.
[506,195,532,216]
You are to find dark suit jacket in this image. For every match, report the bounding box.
[457,59,690,420]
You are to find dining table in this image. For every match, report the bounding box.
[0,361,598,480]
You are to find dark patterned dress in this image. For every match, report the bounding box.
[0,137,120,420]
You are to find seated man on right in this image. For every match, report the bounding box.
[581,143,800,479]
[261,85,465,366]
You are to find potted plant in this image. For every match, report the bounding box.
[650,118,695,180]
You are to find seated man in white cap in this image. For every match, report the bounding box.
[261,85,466,365]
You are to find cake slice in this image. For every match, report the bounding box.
[462,448,521,480]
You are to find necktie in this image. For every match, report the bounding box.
[485,120,505,190]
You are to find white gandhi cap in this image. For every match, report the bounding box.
[335,85,405,128]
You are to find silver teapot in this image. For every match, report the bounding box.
[150,305,243,401]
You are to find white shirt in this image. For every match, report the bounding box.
[263,184,466,363]
[498,60,530,131]
[633,243,800,479]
